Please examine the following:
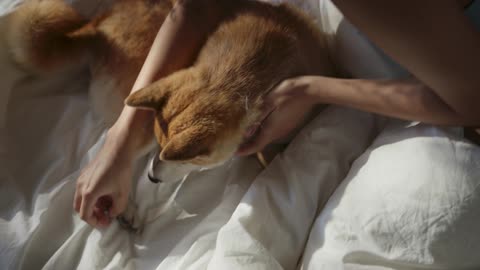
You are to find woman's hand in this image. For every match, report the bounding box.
[73,130,135,228]
[72,0,226,228]
[236,77,316,156]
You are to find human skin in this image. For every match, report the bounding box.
[75,0,480,227]
[73,0,226,227]
[331,0,480,122]
[237,0,480,155]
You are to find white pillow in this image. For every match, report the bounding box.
[301,122,480,270]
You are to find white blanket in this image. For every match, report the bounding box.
[2,1,480,270]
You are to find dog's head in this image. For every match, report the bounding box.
[125,68,262,166]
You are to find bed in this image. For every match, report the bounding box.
[1,1,480,269]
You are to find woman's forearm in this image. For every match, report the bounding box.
[304,76,476,126]
[108,0,225,156]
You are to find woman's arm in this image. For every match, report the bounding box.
[237,76,467,156]
[111,0,226,156]
[303,76,469,125]
[332,0,480,125]
[239,0,480,155]
[74,0,226,227]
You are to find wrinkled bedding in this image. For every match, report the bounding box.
[2,1,480,270]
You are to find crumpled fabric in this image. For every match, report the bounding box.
[2,1,480,270]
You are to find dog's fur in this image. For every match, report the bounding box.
[6,0,335,166]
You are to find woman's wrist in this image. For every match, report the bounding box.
[296,75,329,105]
[105,108,156,159]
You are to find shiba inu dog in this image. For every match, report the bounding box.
[6,0,335,170]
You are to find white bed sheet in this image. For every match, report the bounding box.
[0,2,379,268]
[0,59,380,270]
[0,60,381,269]
[2,1,480,270]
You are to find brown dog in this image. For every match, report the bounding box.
[6,0,335,168]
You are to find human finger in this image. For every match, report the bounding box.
[237,116,276,156]
[73,183,82,213]
[94,195,114,226]
[244,104,275,139]
[93,206,111,227]
[80,189,99,227]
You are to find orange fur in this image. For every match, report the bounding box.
[6,0,93,71]
[7,0,336,166]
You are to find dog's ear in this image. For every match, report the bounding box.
[159,126,212,161]
[125,68,199,111]
[124,80,171,111]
